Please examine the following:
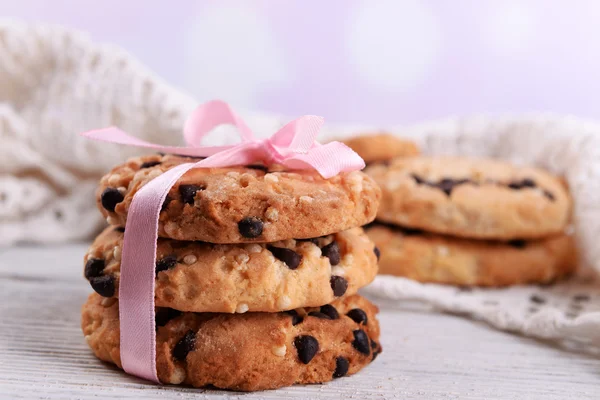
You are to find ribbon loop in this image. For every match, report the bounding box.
[183,100,255,147]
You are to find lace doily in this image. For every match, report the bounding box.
[2,21,600,349]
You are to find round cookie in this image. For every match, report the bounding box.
[342,133,419,164]
[82,293,381,391]
[367,156,571,240]
[97,154,381,243]
[84,226,379,313]
[367,223,577,286]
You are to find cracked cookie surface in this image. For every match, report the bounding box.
[367,223,577,286]
[81,293,381,391]
[84,226,379,312]
[97,154,381,243]
[366,156,571,240]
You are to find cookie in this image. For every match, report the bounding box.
[97,154,381,243]
[367,156,571,239]
[81,293,381,391]
[342,133,419,164]
[84,226,379,312]
[366,223,577,286]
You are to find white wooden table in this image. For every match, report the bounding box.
[1,244,598,400]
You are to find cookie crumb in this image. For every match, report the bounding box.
[436,246,449,256]
[245,244,263,254]
[271,345,287,357]
[331,266,346,276]
[277,295,292,309]
[236,303,249,313]
[299,196,314,204]
[264,173,279,183]
[235,254,250,264]
[183,254,197,265]
[113,246,122,262]
[168,366,186,384]
[265,207,279,222]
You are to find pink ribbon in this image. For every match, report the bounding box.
[81,100,364,383]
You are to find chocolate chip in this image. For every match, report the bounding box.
[285,310,304,326]
[543,190,555,201]
[320,304,339,320]
[522,178,536,187]
[245,164,268,172]
[179,184,204,205]
[573,294,590,302]
[294,335,319,364]
[370,339,378,349]
[507,239,527,249]
[508,178,537,190]
[333,357,349,378]
[530,294,546,304]
[437,178,456,196]
[155,308,182,327]
[330,276,348,297]
[173,330,196,361]
[308,311,332,320]
[100,188,124,212]
[268,246,302,269]
[84,258,105,279]
[352,330,370,355]
[411,175,470,196]
[374,246,380,260]
[238,217,264,238]
[114,226,125,233]
[322,241,341,265]
[411,174,426,184]
[140,160,161,169]
[90,275,115,297]
[346,308,368,325]
[161,196,172,212]
[156,254,178,276]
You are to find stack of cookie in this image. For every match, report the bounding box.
[346,134,577,287]
[81,153,383,391]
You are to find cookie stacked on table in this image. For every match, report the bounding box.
[345,133,577,287]
[81,153,383,391]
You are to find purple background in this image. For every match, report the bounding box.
[2,0,600,124]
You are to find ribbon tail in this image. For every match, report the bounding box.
[81,127,233,157]
[119,162,195,383]
[279,142,365,179]
[183,100,255,147]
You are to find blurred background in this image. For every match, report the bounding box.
[3,0,600,245]
[2,0,600,124]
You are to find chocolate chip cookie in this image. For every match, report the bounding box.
[84,226,379,312]
[82,293,381,391]
[367,223,577,286]
[367,156,571,240]
[97,154,380,243]
[342,133,419,165]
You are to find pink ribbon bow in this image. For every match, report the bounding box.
[81,100,364,383]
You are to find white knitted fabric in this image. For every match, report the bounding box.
[2,21,599,350]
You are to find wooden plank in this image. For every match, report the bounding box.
[0,245,599,399]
